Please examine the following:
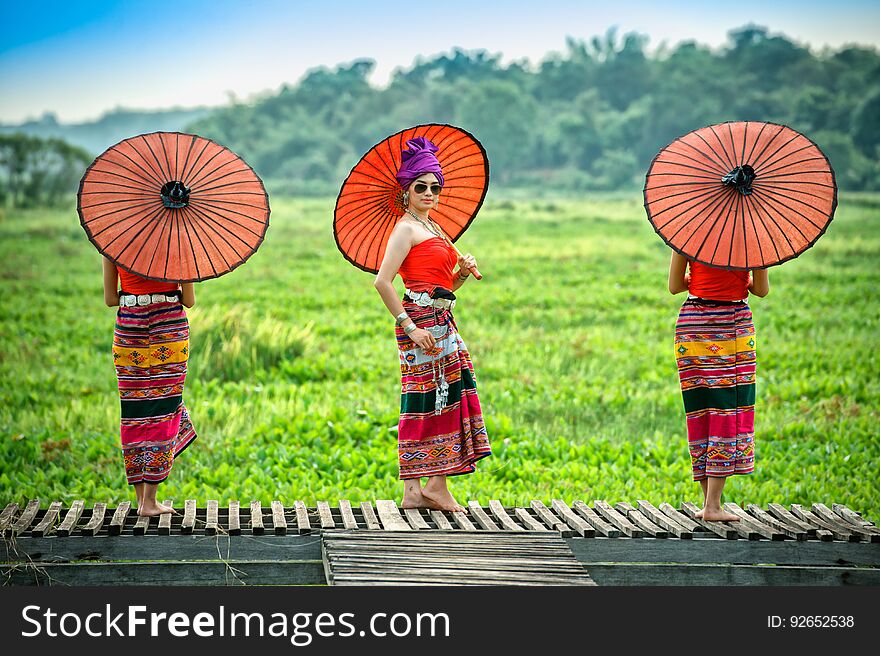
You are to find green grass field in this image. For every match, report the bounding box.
[1,193,878,514]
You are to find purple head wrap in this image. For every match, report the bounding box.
[395,137,445,190]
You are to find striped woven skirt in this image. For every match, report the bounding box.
[396,302,491,479]
[112,300,197,485]
[674,298,756,481]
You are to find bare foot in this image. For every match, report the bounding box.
[137,502,176,517]
[421,487,466,513]
[701,508,740,522]
[401,489,427,509]
[695,508,705,519]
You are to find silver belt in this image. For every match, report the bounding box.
[120,293,180,307]
[404,288,455,310]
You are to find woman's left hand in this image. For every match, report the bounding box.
[457,253,477,276]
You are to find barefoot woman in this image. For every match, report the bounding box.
[669,252,769,521]
[373,137,491,512]
[103,257,197,516]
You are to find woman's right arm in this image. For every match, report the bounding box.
[374,225,436,350]
[749,268,770,297]
[668,251,689,294]
[102,257,119,306]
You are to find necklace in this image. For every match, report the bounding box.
[404,208,448,243]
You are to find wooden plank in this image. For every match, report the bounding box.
[359,502,381,530]
[467,501,500,531]
[228,501,241,535]
[339,500,359,529]
[273,501,290,535]
[636,500,692,539]
[488,500,524,531]
[594,500,644,538]
[375,500,411,531]
[31,501,63,538]
[180,500,196,535]
[3,560,326,587]
[0,503,20,534]
[791,504,857,542]
[249,501,265,535]
[529,500,572,537]
[766,503,819,537]
[403,508,431,530]
[831,504,879,532]
[56,500,85,537]
[133,511,151,536]
[514,507,549,532]
[317,501,336,529]
[429,510,454,530]
[157,500,174,536]
[452,511,477,531]
[680,502,738,540]
[812,503,873,542]
[615,502,668,538]
[722,503,783,540]
[205,500,219,536]
[571,500,620,538]
[746,504,807,541]
[9,499,40,536]
[79,502,107,536]
[549,500,595,537]
[658,503,701,533]
[108,502,131,536]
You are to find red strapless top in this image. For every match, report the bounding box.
[117,266,179,294]
[688,260,749,301]
[397,237,457,292]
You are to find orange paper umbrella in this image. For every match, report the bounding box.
[78,132,269,282]
[334,123,489,274]
[644,121,836,269]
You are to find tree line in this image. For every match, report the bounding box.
[190,25,880,194]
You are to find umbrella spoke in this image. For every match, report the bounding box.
[755,142,814,175]
[693,130,733,171]
[82,199,157,226]
[87,203,162,239]
[750,182,831,202]
[182,205,243,263]
[653,158,729,177]
[177,134,199,185]
[183,147,225,189]
[662,148,727,176]
[646,172,718,180]
[752,188,823,232]
[751,132,801,172]
[185,203,255,249]
[109,145,166,188]
[140,135,173,183]
[749,196,797,260]
[187,158,241,190]
[176,208,203,280]
[336,194,394,235]
[181,206,223,278]
[89,165,162,190]
[743,122,768,165]
[160,135,175,187]
[190,167,255,192]
[684,191,737,259]
[743,195,768,266]
[707,124,736,170]
[644,180,719,191]
[665,188,734,241]
[653,186,729,226]
[186,203,265,239]
[675,138,730,174]
[144,210,173,278]
[757,156,828,178]
[755,169,833,180]
[105,205,166,257]
[646,183,727,207]
[80,196,160,212]
[180,139,212,186]
[746,124,787,173]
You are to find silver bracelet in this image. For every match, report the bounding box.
[457,270,470,281]
[395,311,410,325]
[403,322,417,335]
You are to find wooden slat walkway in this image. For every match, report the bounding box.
[1,499,877,541]
[321,530,596,586]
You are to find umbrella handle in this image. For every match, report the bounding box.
[452,245,483,280]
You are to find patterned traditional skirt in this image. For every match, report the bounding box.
[112,300,197,485]
[674,298,756,481]
[396,302,491,479]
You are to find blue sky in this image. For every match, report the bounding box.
[1,0,878,123]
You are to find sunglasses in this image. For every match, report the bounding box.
[413,182,442,194]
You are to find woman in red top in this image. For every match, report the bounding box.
[103,257,197,516]
[374,137,491,512]
[668,252,769,521]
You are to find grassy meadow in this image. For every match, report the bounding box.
[1,193,878,515]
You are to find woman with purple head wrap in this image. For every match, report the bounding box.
[372,136,490,513]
